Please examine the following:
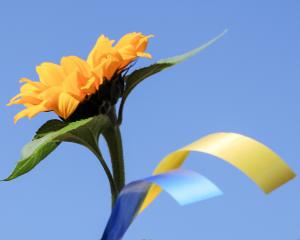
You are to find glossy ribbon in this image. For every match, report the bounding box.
[101,132,296,240]
[101,169,222,240]
[139,132,295,212]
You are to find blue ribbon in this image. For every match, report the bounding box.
[101,169,222,240]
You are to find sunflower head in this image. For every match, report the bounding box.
[8,32,152,123]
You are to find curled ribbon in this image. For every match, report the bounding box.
[101,132,296,240]
[101,169,222,240]
[139,132,295,212]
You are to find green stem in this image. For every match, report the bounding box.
[104,109,125,194]
[90,146,118,207]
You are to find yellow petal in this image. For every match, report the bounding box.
[20,84,40,94]
[36,62,64,86]
[92,64,104,80]
[38,86,62,101]
[115,32,153,51]
[20,78,46,92]
[115,32,139,49]
[9,96,42,105]
[61,56,91,78]
[27,102,48,119]
[80,76,99,94]
[8,93,24,105]
[115,33,153,69]
[137,52,152,59]
[14,108,30,123]
[13,102,47,123]
[117,45,137,61]
[102,55,121,80]
[58,92,80,119]
[87,35,115,67]
[36,86,62,113]
[8,80,45,106]
[136,34,153,53]
[62,71,84,100]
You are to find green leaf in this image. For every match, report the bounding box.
[33,119,68,139]
[55,115,111,153]
[4,115,111,181]
[118,29,228,124]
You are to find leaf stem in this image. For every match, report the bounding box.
[91,146,118,207]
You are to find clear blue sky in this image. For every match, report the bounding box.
[0,0,300,239]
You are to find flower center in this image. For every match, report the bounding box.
[65,73,125,122]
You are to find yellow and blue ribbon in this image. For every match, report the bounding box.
[101,132,296,240]
[101,169,222,240]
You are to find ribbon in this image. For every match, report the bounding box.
[101,169,222,240]
[139,132,295,212]
[101,132,296,240]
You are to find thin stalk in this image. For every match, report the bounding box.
[104,108,125,194]
[91,146,118,207]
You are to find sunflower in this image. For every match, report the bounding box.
[8,32,153,123]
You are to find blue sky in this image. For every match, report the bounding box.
[0,0,300,239]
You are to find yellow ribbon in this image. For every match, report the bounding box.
[139,132,295,213]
